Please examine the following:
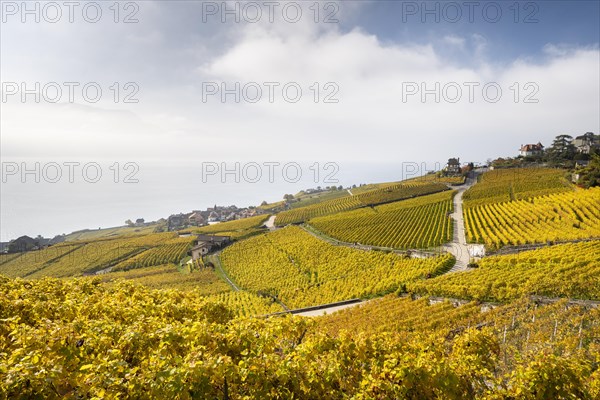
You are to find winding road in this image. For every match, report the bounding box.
[220,172,483,317]
[442,171,482,272]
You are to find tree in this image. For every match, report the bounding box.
[125,219,134,227]
[576,154,600,188]
[548,134,576,163]
[283,194,294,201]
[260,201,268,206]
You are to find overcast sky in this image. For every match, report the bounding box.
[1,0,599,240]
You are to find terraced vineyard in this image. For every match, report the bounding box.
[220,225,454,308]
[102,263,232,294]
[206,291,285,317]
[316,294,600,395]
[408,240,600,301]
[463,167,572,207]
[0,233,178,278]
[407,172,466,185]
[0,242,83,278]
[0,253,22,266]
[288,188,350,209]
[3,165,600,398]
[112,237,195,271]
[275,182,448,225]
[317,295,481,337]
[308,190,454,249]
[185,214,270,240]
[317,294,600,350]
[464,187,600,248]
[64,223,163,241]
[2,277,599,399]
[191,214,269,233]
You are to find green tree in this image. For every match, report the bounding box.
[577,153,600,188]
[548,134,576,163]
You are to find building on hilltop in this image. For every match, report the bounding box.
[446,158,461,175]
[519,142,544,157]
[572,132,599,154]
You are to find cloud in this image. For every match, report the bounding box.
[1,1,598,238]
[443,35,466,50]
[2,16,598,164]
[191,23,598,160]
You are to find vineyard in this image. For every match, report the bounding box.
[220,226,454,308]
[112,237,195,271]
[317,294,600,356]
[0,233,179,278]
[275,182,448,225]
[317,294,600,393]
[463,167,573,207]
[287,188,350,209]
[64,224,162,241]
[317,295,481,337]
[308,190,454,249]
[187,214,270,239]
[406,172,466,185]
[1,277,598,398]
[206,291,285,317]
[101,264,232,294]
[408,240,600,301]
[464,187,600,248]
[0,242,83,278]
[2,165,600,398]
[0,253,22,266]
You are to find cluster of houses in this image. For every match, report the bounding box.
[519,133,600,158]
[167,205,266,231]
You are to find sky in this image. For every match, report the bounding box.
[1,0,599,240]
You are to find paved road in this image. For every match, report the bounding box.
[264,215,277,231]
[443,172,479,273]
[294,301,366,317]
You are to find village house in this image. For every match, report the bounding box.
[187,212,205,226]
[446,158,461,175]
[572,132,600,154]
[519,142,544,157]
[189,242,212,260]
[207,211,220,223]
[189,234,231,261]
